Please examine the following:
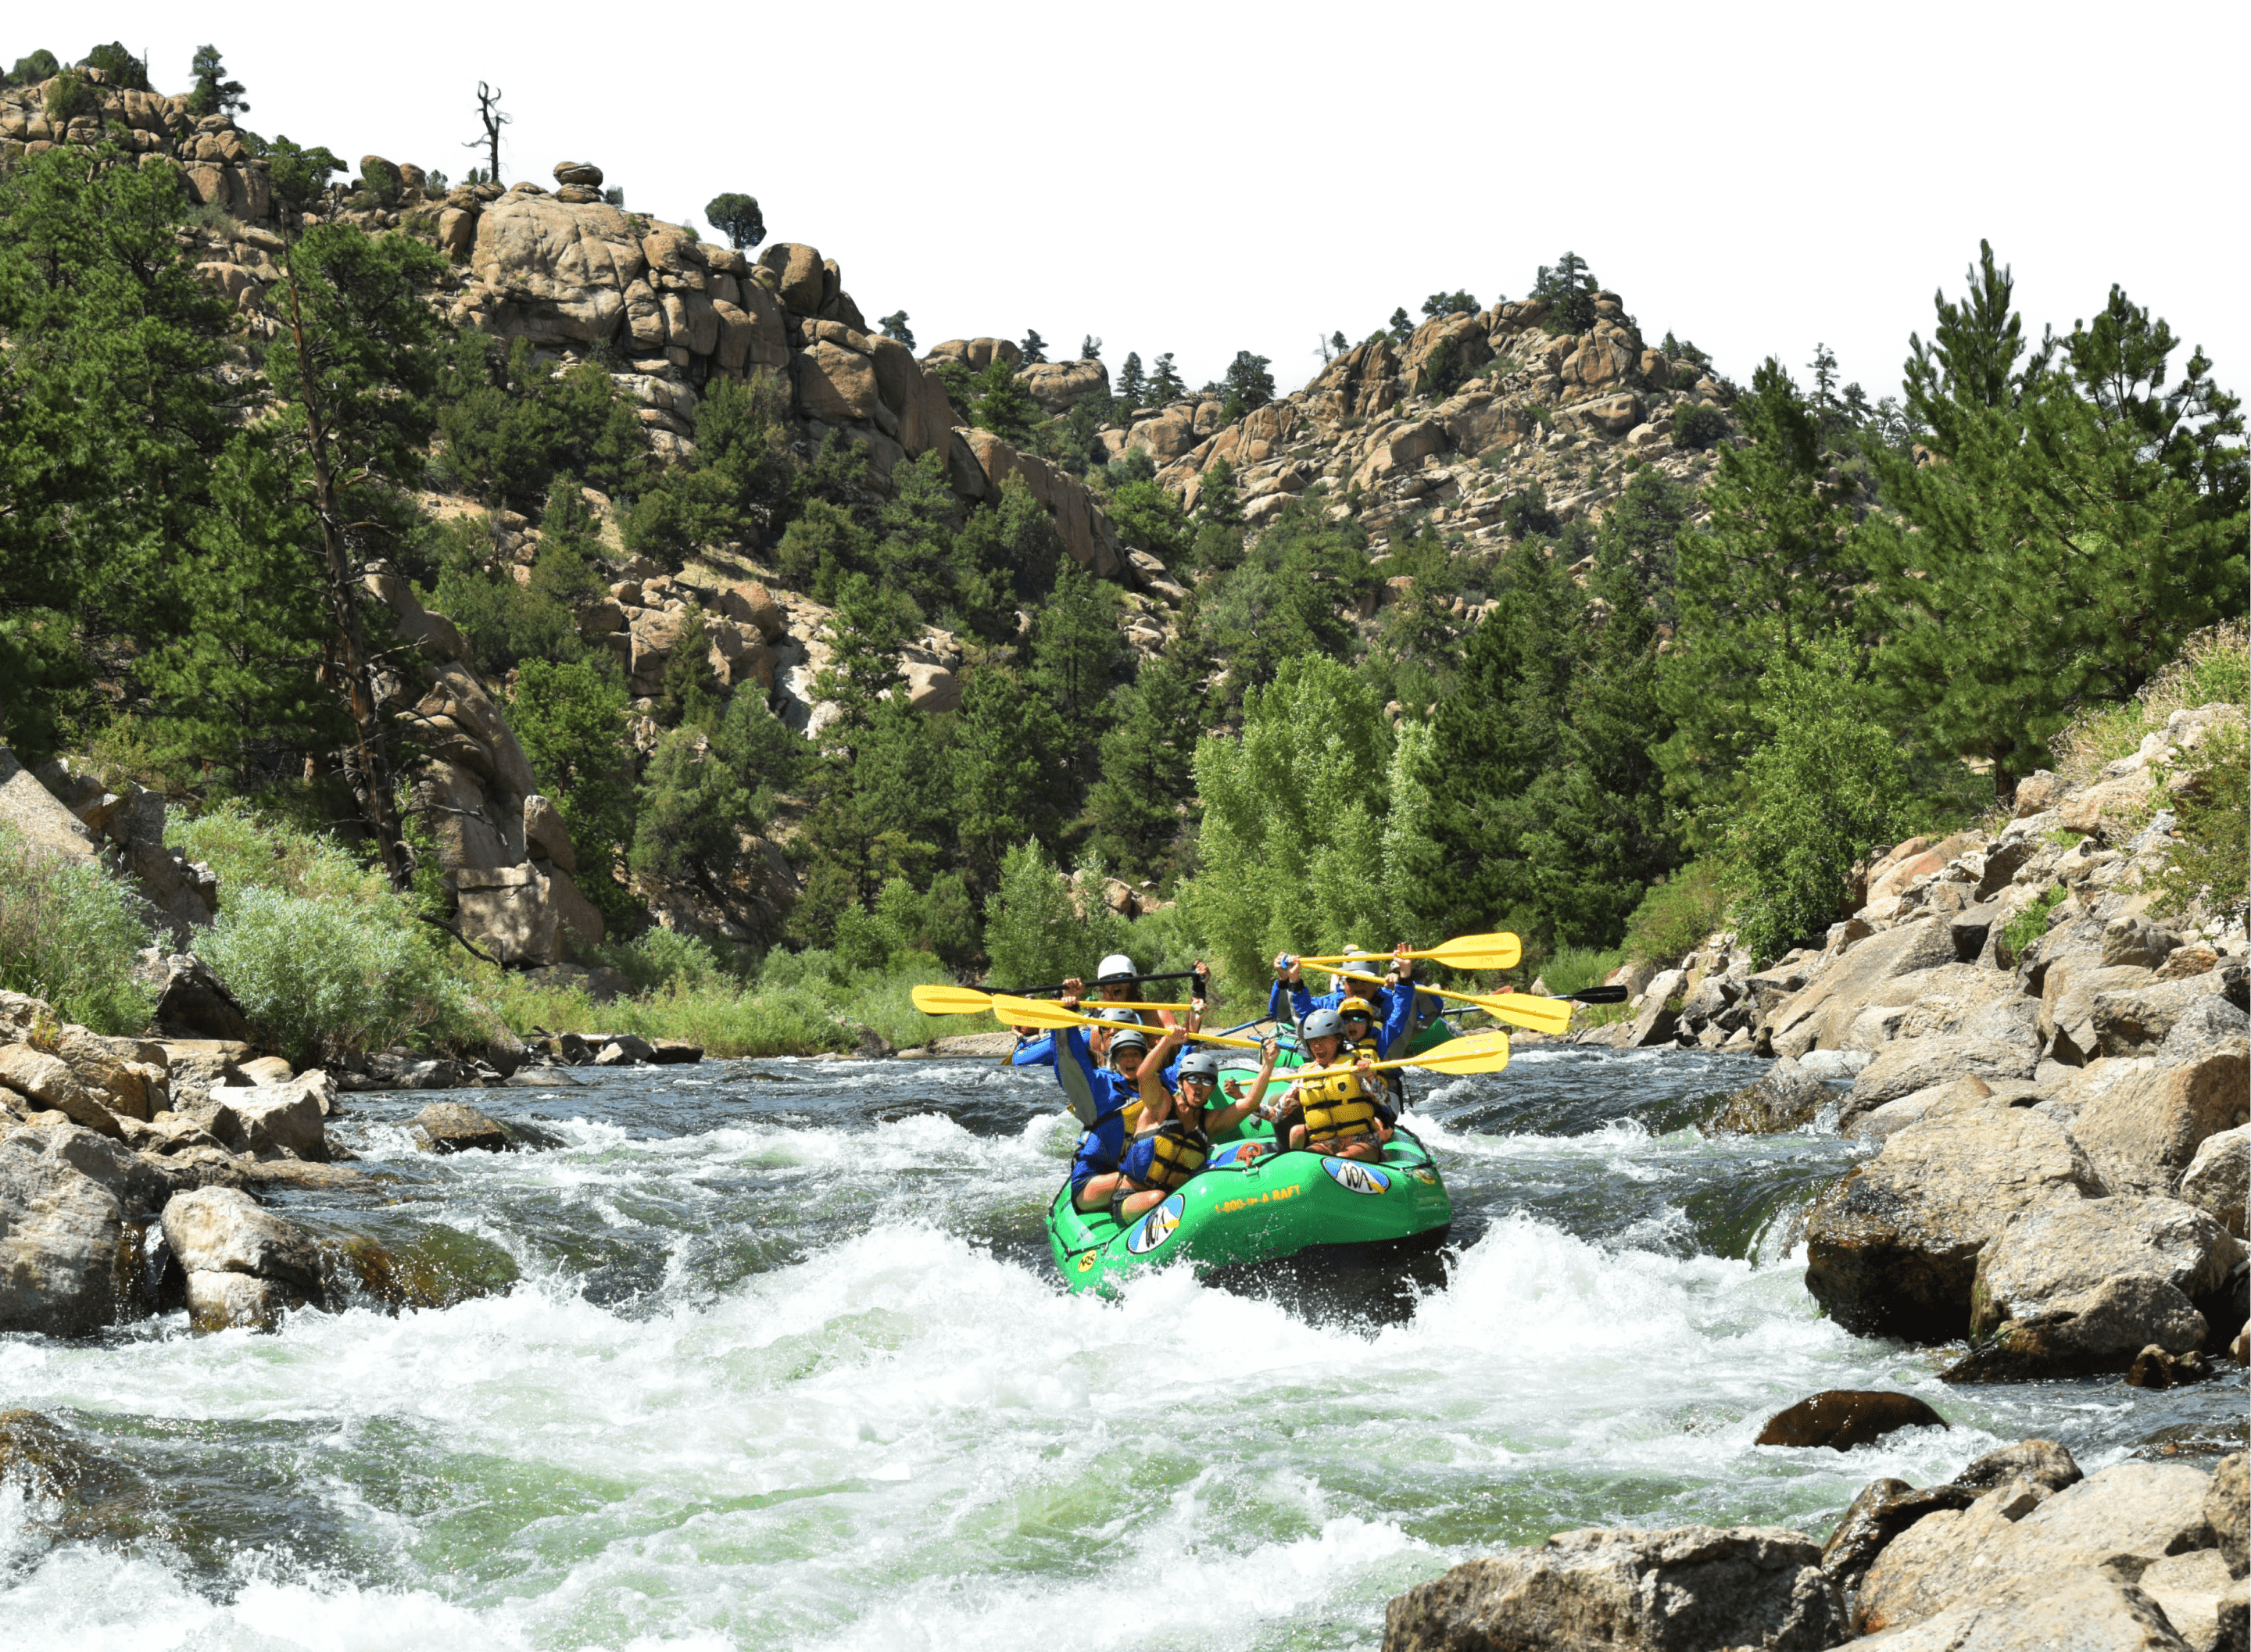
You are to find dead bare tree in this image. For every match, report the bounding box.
[463,81,510,184]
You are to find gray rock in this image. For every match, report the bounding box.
[1705,1060,1834,1136]
[1766,922,1959,1057]
[1840,1034,2041,1112]
[0,1043,120,1138]
[1975,837,2038,901]
[2159,997,2251,1066]
[594,1033,657,1065]
[2107,917,2188,971]
[1953,1438,2083,1493]
[2141,1547,2235,1652]
[1820,1479,1977,1597]
[2211,1453,2247,1577]
[147,953,252,1042]
[412,1102,513,1153]
[1954,1193,2245,1376]
[207,1072,330,1162]
[2045,960,2159,1064]
[1753,1389,1946,1450]
[2181,1128,2249,1239]
[1856,1461,2215,1636]
[1626,970,1685,1048]
[1797,1047,1874,1081]
[2098,974,2242,1057]
[1845,1096,1936,1142]
[2072,1044,2249,1197]
[1840,1568,2193,1650]
[932,1032,1017,1057]
[649,1039,703,1064]
[159,1185,324,1296]
[1804,1107,2103,1341]
[1383,1524,1847,1652]
[0,1125,142,1335]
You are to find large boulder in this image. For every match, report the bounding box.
[1956,1193,2246,1376]
[1383,1525,1847,1652]
[1838,1033,2042,1112]
[207,1071,331,1162]
[454,864,604,966]
[2136,1548,2235,1652]
[0,1124,161,1335]
[0,1044,120,1137]
[2180,1126,2249,1238]
[2095,974,2244,1057]
[1705,1060,1833,1135]
[159,1185,324,1331]
[148,952,252,1042]
[1838,1568,2197,1650]
[1753,1390,1948,1450]
[467,195,647,345]
[1819,1479,1978,1597]
[2070,1044,2249,1197]
[2042,959,2156,1065]
[2210,1453,2247,1576]
[0,744,102,864]
[1803,1107,2103,1340]
[1765,922,1960,1057]
[1855,1460,2217,1636]
[1015,359,1108,414]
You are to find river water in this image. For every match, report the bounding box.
[2,1046,2242,1650]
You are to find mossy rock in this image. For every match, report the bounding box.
[325,1222,520,1311]
[0,1410,166,1545]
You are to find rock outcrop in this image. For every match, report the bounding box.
[159,1185,324,1332]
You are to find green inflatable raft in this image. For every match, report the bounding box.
[1045,1120,1454,1293]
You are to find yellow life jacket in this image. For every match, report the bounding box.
[1352,1034,1404,1105]
[1133,1120,1210,1192]
[1298,1064,1382,1146]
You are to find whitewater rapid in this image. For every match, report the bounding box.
[1,1049,2238,1650]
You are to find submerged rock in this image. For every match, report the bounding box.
[1703,1060,1833,1136]
[327,1224,520,1311]
[0,1408,165,1547]
[1383,1524,1846,1652]
[1755,1390,1949,1451]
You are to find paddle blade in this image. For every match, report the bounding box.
[1421,931,1523,971]
[1471,992,1572,1035]
[1406,1031,1512,1073]
[911,984,997,1016]
[988,993,1087,1029]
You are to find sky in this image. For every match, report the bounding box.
[47,1,2250,405]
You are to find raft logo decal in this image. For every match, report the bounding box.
[1076,1252,1097,1274]
[1322,1158,1392,1196]
[1126,1194,1185,1253]
[1412,1168,1437,1185]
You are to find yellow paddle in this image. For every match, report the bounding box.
[1293,932,1523,972]
[1323,967,1572,1036]
[987,995,1265,1049]
[1285,1030,1512,1083]
[911,985,1193,1017]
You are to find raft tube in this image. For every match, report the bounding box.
[1045,1121,1453,1295]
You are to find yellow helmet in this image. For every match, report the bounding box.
[1337,996,1377,1018]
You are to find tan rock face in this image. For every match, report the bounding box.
[1015,359,1109,414]
[1967,1190,2244,1354]
[0,1045,119,1138]
[522,794,576,871]
[796,337,881,423]
[1401,312,1491,395]
[1125,407,1201,463]
[2179,1125,2249,1237]
[922,337,1022,374]
[958,431,1121,577]
[454,865,603,967]
[2070,1043,2249,1196]
[553,160,603,187]
[756,242,827,315]
[468,195,646,345]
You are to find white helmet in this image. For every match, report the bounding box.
[1095,953,1136,984]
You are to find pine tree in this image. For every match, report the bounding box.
[1080,334,1102,360]
[1388,307,1414,342]
[704,193,766,250]
[1084,653,1202,881]
[1030,562,1126,789]
[1222,350,1275,414]
[878,309,914,349]
[969,355,1038,442]
[953,663,1068,885]
[1860,244,2246,801]
[511,659,637,924]
[1116,351,1146,406]
[1148,352,1186,402]
[1655,359,1862,834]
[454,72,513,187]
[1019,328,1048,365]
[188,45,247,116]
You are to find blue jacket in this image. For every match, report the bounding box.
[1268,976,1415,1057]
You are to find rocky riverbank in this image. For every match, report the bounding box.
[1387,1443,2247,1651]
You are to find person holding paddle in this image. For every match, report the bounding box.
[1105,1001,1272,1222]
[1271,1007,1391,1162]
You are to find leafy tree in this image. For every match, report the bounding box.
[424,514,580,671]
[631,724,750,885]
[704,192,766,250]
[1115,351,1146,406]
[878,309,914,348]
[1085,653,1203,881]
[77,42,149,91]
[810,572,916,735]
[1720,638,1912,964]
[263,134,346,214]
[1222,349,1275,417]
[1019,328,1048,365]
[511,659,637,924]
[952,471,1068,620]
[1673,401,1730,449]
[984,841,1093,991]
[1421,291,1476,318]
[1532,252,1598,332]
[1859,244,2247,802]
[465,81,510,186]
[2150,719,2250,926]
[968,354,1039,442]
[188,45,247,116]
[1655,359,1863,832]
[1081,334,1102,360]
[659,610,725,731]
[6,50,59,86]
[1147,352,1186,402]
[1184,655,1399,989]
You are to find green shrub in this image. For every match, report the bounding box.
[1623,863,1726,966]
[42,71,94,123]
[1998,886,2069,964]
[169,800,388,905]
[197,886,464,1064]
[0,828,155,1034]
[2151,717,2249,925]
[1541,945,1625,998]
[7,50,60,86]
[1674,402,1730,449]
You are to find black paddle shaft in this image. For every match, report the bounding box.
[1565,985,1630,1004]
[992,970,1204,996]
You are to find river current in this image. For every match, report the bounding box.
[2,1046,2242,1650]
